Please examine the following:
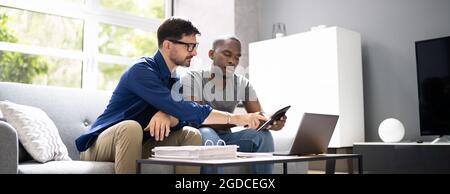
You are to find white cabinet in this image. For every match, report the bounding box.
[249,26,364,148]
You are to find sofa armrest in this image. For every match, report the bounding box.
[0,121,18,174]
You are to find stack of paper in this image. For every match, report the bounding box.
[152,145,239,160]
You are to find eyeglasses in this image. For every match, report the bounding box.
[167,39,199,52]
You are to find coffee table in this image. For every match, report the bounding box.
[136,154,362,174]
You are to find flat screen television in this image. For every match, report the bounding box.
[415,36,450,136]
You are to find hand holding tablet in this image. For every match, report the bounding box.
[256,105,291,131]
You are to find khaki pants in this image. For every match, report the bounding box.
[80,120,201,174]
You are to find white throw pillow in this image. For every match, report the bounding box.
[0,101,71,163]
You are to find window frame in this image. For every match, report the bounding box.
[0,0,172,89]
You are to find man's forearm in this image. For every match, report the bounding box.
[202,110,238,125]
[187,98,236,129]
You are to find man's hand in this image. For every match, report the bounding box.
[231,112,268,129]
[144,111,179,141]
[267,115,287,131]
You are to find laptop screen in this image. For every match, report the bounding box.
[287,113,339,155]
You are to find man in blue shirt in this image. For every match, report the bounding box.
[76,17,267,174]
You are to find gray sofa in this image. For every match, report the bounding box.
[0,82,307,174]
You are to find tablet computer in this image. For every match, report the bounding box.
[256,105,291,131]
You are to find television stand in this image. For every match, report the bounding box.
[354,142,450,173]
[431,135,450,144]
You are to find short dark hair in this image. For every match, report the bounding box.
[212,35,241,50]
[157,17,201,47]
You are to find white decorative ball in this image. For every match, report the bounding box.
[378,118,405,143]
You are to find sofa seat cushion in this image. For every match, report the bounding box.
[18,161,114,174]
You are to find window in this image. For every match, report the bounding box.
[34,56,83,88]
[99,0,164,19]
[0,51,83,87]
[97,62,128,91]
[0,7,83,50]
[99,24,158,58]
[61,0,85,4]
[0,0,167,90]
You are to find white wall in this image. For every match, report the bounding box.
[173,0,234,72]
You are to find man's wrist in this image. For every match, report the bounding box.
[169,116,179,127]
[229,114,239,125]
[226,112,231,124]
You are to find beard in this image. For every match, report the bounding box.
[170,53,193,67]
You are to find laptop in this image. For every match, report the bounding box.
[274,113,339,156]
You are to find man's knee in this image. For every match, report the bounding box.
[198,127,221,145]
[259,130,273,140]
[243,129,271,140]
[254,130,273,144]
[241,130,274,151]
[255,130,274,151]
[198,127,214,134]
[180,126,202,145]
[115,120,143,140]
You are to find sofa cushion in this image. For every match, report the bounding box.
[0,82,112,160]
[0,101,71,163]
[18,161,114,174]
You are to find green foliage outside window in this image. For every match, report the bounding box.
[98,24,158,58]
[100,0,164,19]
[0,14,48,84]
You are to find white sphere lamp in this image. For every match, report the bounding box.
[378,118,405,143]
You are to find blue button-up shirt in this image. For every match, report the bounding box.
[75,51,212,152]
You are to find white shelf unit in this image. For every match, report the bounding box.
[249,26,364,148]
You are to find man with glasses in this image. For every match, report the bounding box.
[75,17,267,174]
[182,35,287,174]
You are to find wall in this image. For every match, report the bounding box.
[258,0,450,142]
[234,0,259,76]
[173,0,259,77]
[173,0,235,72]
